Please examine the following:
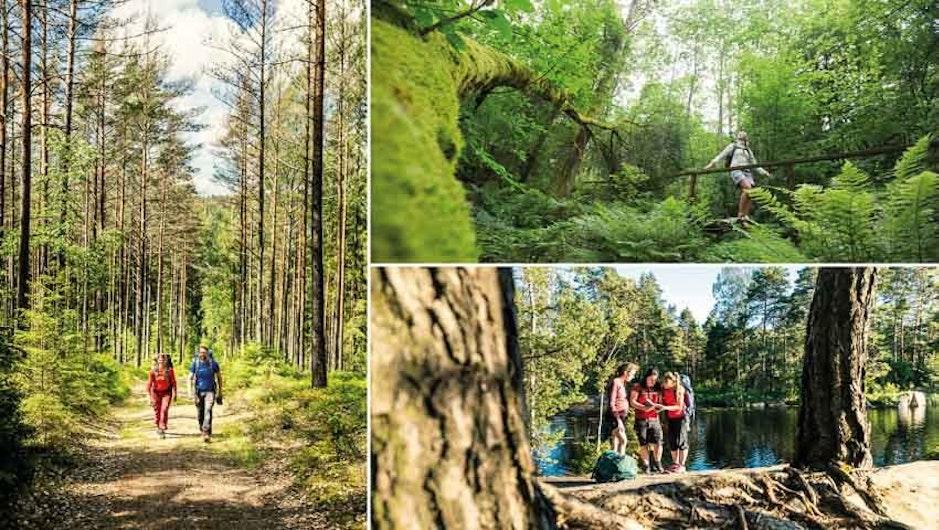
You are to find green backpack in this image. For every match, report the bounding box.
[592,450,638,483]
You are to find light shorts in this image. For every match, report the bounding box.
[731,169,755,188]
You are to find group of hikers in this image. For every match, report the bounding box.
[607,363,695,474]
[144,344,223,442]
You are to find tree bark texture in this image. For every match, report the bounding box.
[796,267,876,470]
[370,267,553,529]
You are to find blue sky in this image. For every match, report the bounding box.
[614,265,803,323]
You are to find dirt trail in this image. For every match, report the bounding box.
[51,383,322,530]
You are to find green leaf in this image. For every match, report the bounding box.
[503,0,534,13]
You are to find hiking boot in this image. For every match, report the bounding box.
[641,462,651,474]
[653,461,665,474]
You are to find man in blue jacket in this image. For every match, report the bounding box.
[189,345,223,442]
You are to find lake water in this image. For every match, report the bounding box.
[537,403,939,475]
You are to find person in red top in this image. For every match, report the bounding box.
[146,354,177,438]
[630,367,664,473]
[608,363,638,456]
[660,372,689,473]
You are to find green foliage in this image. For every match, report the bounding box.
[703,225,806,263]
[226,348,365,524]
[475,181,717,262]
[567,442,606,476]
[749,137,939,262]
[374,0,938,262]
[0,334,30,512]
[566,199,707,262]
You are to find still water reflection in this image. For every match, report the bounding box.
[538,403,939,476]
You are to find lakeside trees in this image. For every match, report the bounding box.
[371,265,922,528]
[510,266,939,458]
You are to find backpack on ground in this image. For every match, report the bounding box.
[592,450,638,483]
[679,373,695,419]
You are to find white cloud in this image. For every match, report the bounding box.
[109,0,340,197]
[111,0,237,196]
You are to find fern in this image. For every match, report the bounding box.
[883,170,938,261]
[747,162,879,261]
[892,134,932,182]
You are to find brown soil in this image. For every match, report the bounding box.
[16,385,325,530]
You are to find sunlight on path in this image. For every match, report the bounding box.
[65,383,320,530]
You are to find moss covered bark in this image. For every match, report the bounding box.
[371,20,475,262]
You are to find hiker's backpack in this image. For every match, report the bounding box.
[150,366,175,390]
[679,373,695,419]
[723,145,738,168]
[592,450,638,483]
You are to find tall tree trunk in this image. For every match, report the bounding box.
[371,267,552,528]
[332,22,348,371]
[256,0,268,346]
[155,167,166,353]
[0,0,9,322]
[135,134,148,367]
[308,0,327,387]
[15,0,32,315]
[58,0,77,266]
[795,267,876,470]
[38,3,48,275]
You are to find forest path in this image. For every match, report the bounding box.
[60,381,323,529]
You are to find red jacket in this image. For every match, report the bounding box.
[662,387,685,419]
[632,383,661,420]
[147,368,176,394]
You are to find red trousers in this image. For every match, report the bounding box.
[152,391,172,430]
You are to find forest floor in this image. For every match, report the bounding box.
[541,461,939,529]
[15,382,327,529]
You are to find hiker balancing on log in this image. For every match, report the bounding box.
[704,131,772,223]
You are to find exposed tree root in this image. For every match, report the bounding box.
[538,482,643,530]
[541,464,925,530]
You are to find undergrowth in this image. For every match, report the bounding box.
[471,135,936,263]
[228,344,366,527]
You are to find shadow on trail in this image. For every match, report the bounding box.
[25,385,327,530]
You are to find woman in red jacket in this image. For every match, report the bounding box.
[146,354,177,438]
[660,372,689,473]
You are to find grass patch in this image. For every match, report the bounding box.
[227,344,365,527]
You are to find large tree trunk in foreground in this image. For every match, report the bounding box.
[796,267,876,470]
[370,267,641,529]
[370,267,552,528]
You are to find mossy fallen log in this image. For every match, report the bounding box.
[371,12,629,262]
